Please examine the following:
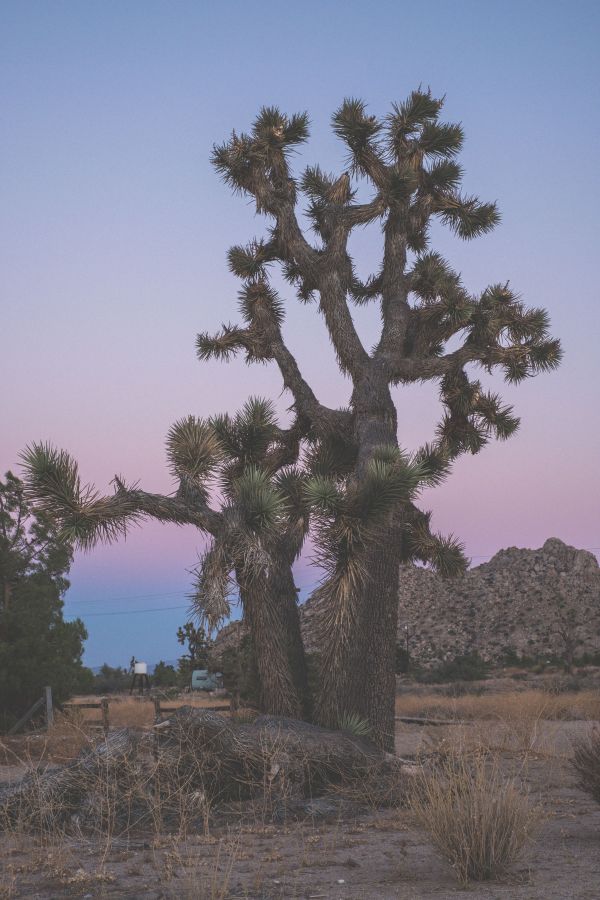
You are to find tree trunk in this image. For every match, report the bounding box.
[239,559,310,719]
[353,536,400,751]
[276,565,311,718]
[315,379,400,750]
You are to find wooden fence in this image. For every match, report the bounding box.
[7,686,54,735]
[152,697,231,722]
[62,698,110,730]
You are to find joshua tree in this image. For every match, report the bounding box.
[22,398,312,718]
[176,621,211,674]
[198,91,561,748]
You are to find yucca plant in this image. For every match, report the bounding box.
[21,397,311,718]
[199,91,561,748]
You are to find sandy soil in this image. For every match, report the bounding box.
[1,719,598,899]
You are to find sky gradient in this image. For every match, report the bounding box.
[2,1,599,667]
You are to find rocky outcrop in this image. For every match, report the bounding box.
[214,539,600,669]
[394,538,600,667]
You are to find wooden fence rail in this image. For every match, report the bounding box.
[62,698,110,730]
[153,698,231,722]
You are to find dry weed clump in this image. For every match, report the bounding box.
[571,726,600,805]
[410,749,541,885]
[2,711,401,842]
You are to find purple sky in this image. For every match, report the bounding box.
[2,1,599,667]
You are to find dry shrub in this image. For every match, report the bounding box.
[44,712,94,763]
[410,750,541,885]
[158,837,239,900]
[571,727,600,804]
[105,697,154,728]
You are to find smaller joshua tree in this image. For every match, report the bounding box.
[21,398,311,717]
[176,621,211,680]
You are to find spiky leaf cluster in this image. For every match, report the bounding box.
[20,443,140,550]
[166,417,222,498]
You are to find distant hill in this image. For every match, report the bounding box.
[214,539,600,669]
[303,538,600,667]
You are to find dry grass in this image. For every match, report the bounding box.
[571,726,600,805]
[396,689,600,723]
[410,749,541,885]
[158,836,240,900]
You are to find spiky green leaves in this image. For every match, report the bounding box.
[20,443,138,549]
[406,524,467,576]
[305,476,343,515]
[306,445,427,580]
[166,418,222,495]
[420,160,463,194]
[196,324,252,362]
[231,466,287,534]
[228,240,275,280]
[435,372,521,456]
[332,98,382,165]
[352,454,424,522]
[251,106,309,150]
[437,194,500,239]
[197,280,285,368]
[21,443,84,517]
[237,280,284,327]
[410,252,462,302]
[410,444,452,488]
[338,711,371,736]
[301,165,354,204]
[189,540,233,632]
[210,396,279,482]
[211,107,309,201]
[388,90,444,144]
[419,122,464,159]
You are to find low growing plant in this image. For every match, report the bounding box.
[571,727,600,804]
[410,750,541,885]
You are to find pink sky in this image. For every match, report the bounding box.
[2,2,599,665]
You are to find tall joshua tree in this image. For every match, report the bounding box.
[22,398,311,718]
[199,90,561,748]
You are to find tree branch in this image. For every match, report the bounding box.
[197,285,352,440]
[20,443,223,551]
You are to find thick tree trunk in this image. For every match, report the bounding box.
[315,378,400,750]
[276,565,311,718]
[353,537,400,751]
[239,559,309,719]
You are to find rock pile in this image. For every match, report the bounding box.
[395,538,600,667]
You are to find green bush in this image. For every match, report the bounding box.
[0,473,91,731]
[220,635,260,706]
[418,652,490,684]
[152,661,178,688]
[90,664,131,694]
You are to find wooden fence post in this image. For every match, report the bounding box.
[45,686,54,729]
[101,698,109,731]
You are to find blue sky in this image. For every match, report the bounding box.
[2,1,599,667]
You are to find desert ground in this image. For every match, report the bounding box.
[1,677,599,899]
